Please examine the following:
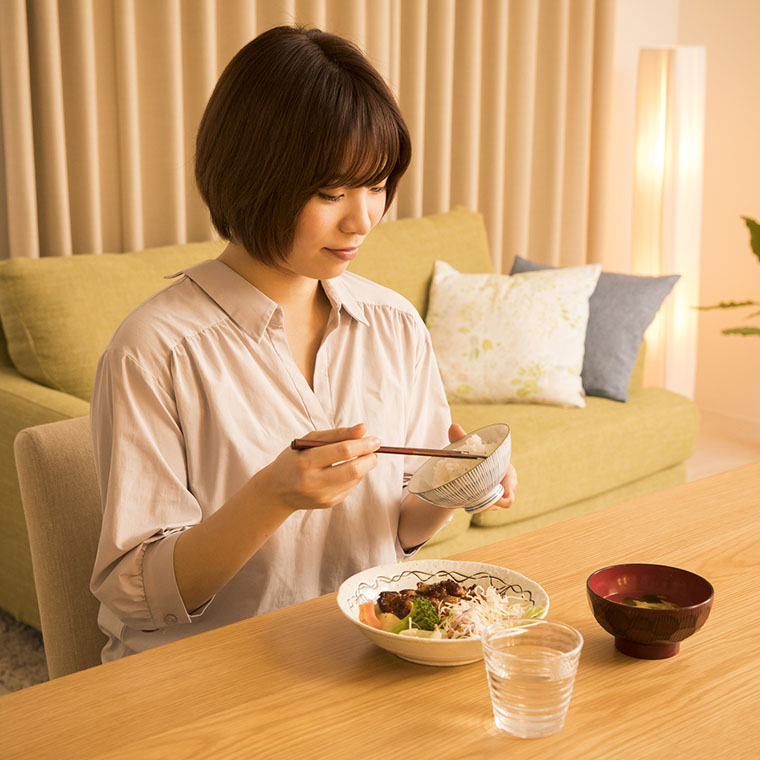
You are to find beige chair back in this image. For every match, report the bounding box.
[14,416,106,679]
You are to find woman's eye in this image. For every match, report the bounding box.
[317,192,343,202]
[317,186,385,202]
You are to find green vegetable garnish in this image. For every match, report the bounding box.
[390,597,440,633]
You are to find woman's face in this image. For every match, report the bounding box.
[284,183,388,280]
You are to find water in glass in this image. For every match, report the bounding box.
[482,620,583,739]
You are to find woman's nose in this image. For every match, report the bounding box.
[340,191,373,236]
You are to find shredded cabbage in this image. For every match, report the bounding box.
[390,585,543,639]
[436,585,543,639]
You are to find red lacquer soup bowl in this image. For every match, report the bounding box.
[586,563,714,659]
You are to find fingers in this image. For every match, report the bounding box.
[292,427,379,509]
[448,423,466,444]
[322,450,379,491]
[492,490,516,510]
[481,492,515,512]
[264,424,382,513]
[502,463,518,494]
[299,424,380,467]
[489,464,518,510]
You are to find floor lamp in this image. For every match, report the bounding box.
[631,46,706,399]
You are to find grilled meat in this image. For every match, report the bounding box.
[416,579,467,599]
[377,579,470,618]
[377,590,414,618]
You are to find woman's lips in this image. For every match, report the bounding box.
[325,247,359,261]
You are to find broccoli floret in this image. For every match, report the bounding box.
[409,597,440,631]
[388,596,441,633]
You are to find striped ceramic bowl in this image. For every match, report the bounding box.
[407,423,511,514]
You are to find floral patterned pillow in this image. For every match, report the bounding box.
[426,260,601,407]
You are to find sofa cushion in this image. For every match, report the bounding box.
[426,261,600,407]
[349,206,493,316]
[510,256,679,402]
[449,386,699,527]
[0,243,224,400]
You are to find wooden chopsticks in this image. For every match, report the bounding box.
[290,439,486,459]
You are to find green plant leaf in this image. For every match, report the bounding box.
[722,326,760,336]
[694,300,758,310]
[741,216,760,263]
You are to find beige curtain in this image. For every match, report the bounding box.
[0,0,614,272]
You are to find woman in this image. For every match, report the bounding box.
[90,25,517,661]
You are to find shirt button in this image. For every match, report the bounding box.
[164,613,178,625]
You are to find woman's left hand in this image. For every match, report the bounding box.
[448,423,517,511]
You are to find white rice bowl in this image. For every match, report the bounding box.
[337,559,549,666]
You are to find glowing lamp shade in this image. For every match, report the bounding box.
[631,47,706,399]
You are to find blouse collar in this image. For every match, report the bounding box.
[168,260,369,342]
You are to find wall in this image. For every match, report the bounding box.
[678,0,760,426]
[595,0,679,274]
[602,0,760,427]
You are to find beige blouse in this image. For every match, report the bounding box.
[90,260,451,661]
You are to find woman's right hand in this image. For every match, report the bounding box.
[258,423,380,513]
[175,423,379,612]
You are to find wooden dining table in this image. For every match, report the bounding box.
[3,461,759,759]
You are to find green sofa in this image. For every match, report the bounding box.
[0,207,699,630]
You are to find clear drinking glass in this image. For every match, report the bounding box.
[481,619,584,739]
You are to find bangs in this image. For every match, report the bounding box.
[308,77,409,193]
[318,126,398,190]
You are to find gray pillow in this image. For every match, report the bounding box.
[510,256,679,402]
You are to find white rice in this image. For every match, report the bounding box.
[431,434,497,486]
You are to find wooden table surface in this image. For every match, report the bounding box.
[3,462,759,760]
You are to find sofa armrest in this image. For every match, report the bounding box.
[0,364,90,522]
[0,365,90,627]
[0,364,90,525]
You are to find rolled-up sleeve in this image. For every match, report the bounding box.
[90,349,210,630]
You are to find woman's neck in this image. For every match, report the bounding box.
[217,242,319,310]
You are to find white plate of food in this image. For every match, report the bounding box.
[337,559,549,666]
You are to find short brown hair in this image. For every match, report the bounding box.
[195,26,411,265]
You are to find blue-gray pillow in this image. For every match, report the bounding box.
[510,256,679,402]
